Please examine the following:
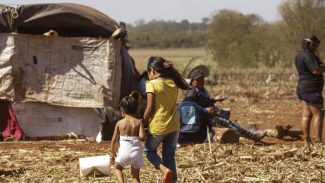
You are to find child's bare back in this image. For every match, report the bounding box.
[116,115,145,140]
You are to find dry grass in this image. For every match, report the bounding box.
[176,142,325,182]
[0,140,324,182]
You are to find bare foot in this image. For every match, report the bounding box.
[303,140,313,154]
[314,140,324,145]
[162,169,173,183]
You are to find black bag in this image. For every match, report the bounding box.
[178,101,202,133]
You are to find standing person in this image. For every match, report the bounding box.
[143,56,190,183]
[111,91,146,183]
[295,34,325,146]
[118,21,141,98]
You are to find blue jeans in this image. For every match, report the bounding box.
[212,117,258,140]
[144,131,179,181]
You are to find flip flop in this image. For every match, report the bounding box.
[162,170,173,183]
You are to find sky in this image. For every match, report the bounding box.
[2,0,284,24]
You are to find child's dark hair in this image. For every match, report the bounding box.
[119,91,141,114]
[147,56,190,90]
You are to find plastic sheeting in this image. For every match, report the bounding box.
[13,102,101,137]
[0,99,23,140]
[0,33,122,108]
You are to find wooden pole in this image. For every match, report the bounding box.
[207,126,212,154]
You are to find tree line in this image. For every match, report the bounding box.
[127,0,325,68]
[127,20,208,48]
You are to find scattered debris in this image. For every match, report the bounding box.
[257,125,303,140]
[219,129,240,144]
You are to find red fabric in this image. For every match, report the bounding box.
[0,100,23,140]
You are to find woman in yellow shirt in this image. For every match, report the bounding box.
[143,56,190,183]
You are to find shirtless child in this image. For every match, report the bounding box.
[111,92,146,183]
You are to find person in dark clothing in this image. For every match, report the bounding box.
[295,34,325,146]
[178,70,262,145]
[117,21,141,99]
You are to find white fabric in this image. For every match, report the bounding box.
[115,136,144,169]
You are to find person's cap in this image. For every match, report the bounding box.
[190,70,205,84]
[304,34,320,46]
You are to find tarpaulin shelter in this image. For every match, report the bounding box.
[0,3,119,38]
[0,3,139,138]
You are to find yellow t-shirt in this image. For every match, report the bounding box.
[146,78,180,135]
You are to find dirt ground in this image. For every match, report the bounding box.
[1,79,325,182]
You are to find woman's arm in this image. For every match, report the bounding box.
[143,93,155,126]
[304,54,325,75]
[312,65,325,75]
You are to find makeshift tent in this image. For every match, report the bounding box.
[0,33,122,107]
[0,3,139,138]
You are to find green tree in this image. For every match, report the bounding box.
[206,10,265,68]
[279,0,325,54]
[257,22,287,68]
[128,20,208,48]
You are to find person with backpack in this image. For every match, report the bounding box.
[178,70,263,145]
[143,56,190,183]
[295,34,325,147]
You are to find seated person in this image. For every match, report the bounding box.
[178,70,263,145]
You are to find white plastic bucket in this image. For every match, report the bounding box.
[79,155,111,177]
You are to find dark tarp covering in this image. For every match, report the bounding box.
[120,48,139,99]
[0,5,9,32]
[0,3,119,38]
